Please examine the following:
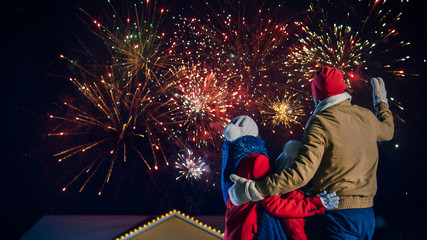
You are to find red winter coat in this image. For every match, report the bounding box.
[262,190,325,240]
[224,154,325,240]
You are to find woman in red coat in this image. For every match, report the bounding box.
[222,116,285,240]
[222,117,338,240]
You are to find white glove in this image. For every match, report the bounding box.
[371,77,388,106]
[228,174,264,206]
[317,191,339,210]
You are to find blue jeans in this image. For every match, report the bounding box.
[321,207,375,240]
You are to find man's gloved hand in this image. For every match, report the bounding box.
[371,77,388,106]
[317,190,339,210]
[228,174,264,206]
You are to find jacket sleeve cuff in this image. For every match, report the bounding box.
[375,101,388,110]
[255,178,272,198]
[311,195,326,214]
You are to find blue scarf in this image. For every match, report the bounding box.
[221,136,287,240]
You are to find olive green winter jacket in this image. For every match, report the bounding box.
[256,100,394,209]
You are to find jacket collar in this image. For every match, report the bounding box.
[313,92,352,115]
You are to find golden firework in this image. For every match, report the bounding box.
[258,94,305,128]
[50,55,181,194]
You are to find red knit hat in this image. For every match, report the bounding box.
[311,66,347,101]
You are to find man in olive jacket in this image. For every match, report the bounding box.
[228,66,394,239]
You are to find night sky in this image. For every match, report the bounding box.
[2,0,427,239]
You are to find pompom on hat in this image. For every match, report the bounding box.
[223,116,259,141]
[311,66,347,101]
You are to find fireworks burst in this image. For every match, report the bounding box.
[175,149,206,181]
[49,58,181,194]
[174,0,297,103]
[258,93,305,129]
[49,0,184,194]
[282,0,411,89]
[81,0,177,78]
[169,64,234,147]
